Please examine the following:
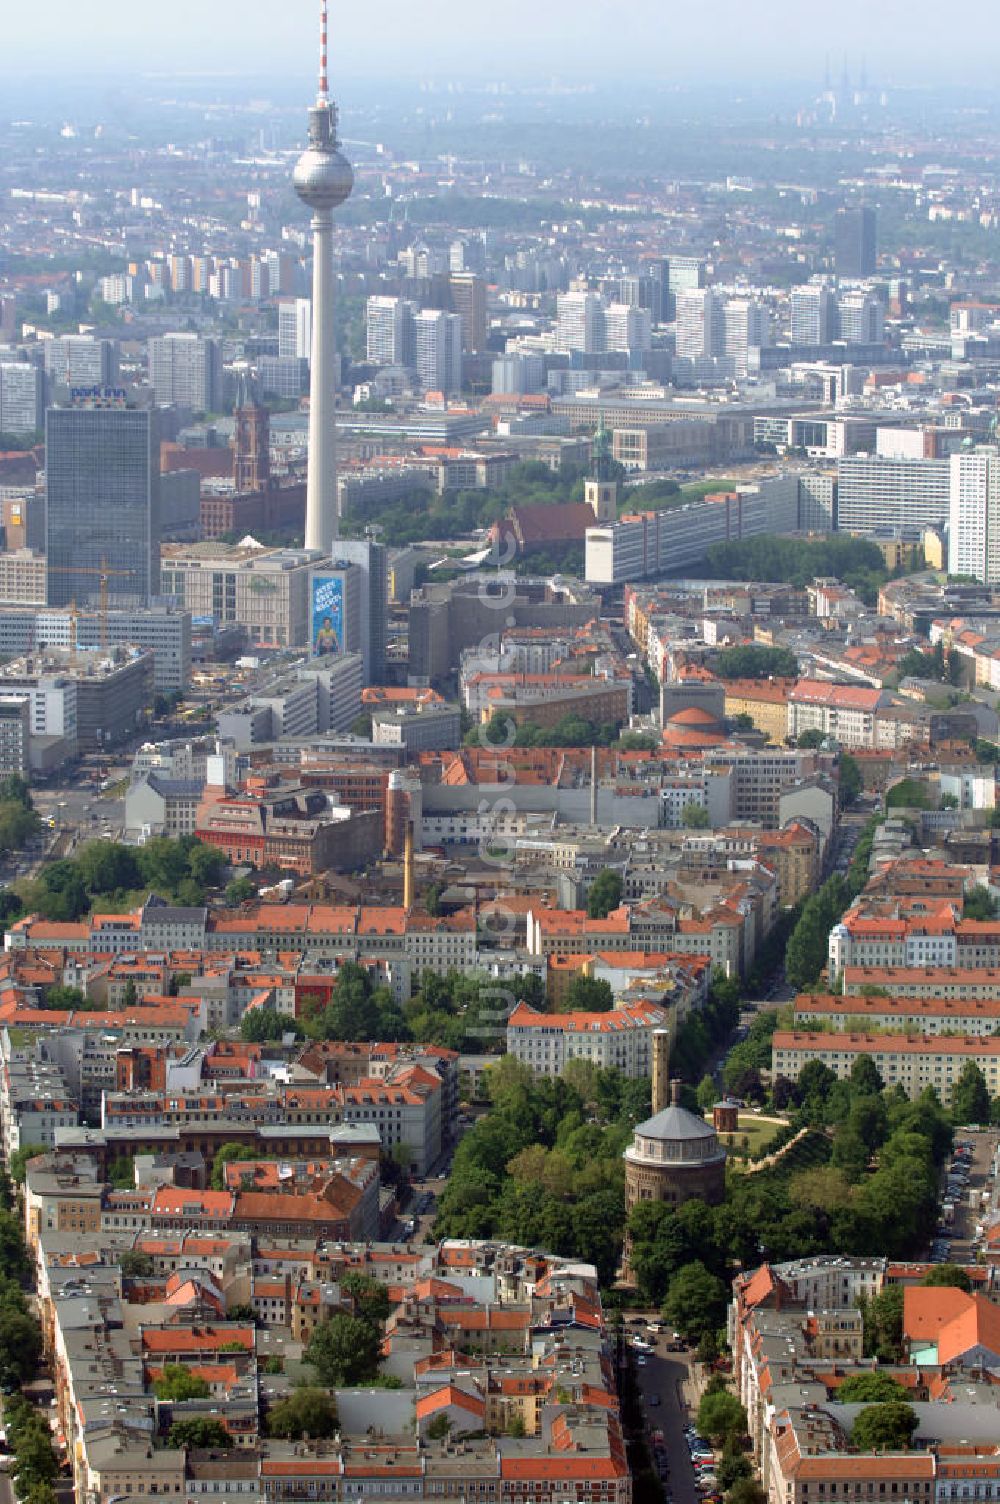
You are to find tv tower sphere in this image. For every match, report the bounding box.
[293,103,354,211]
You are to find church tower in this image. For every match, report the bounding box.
[585,413,618,523]
[234,372,270,495]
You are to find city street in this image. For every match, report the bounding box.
[629,1325,701,1504]
[941,1128,999,1263]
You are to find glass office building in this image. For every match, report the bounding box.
[45,404,160,608]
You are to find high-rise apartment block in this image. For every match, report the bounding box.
[414,309,462,394]
[620,271,664,326]
[605,302,652,353]
[0,363,43,437]
[0,697,30,777]
[366,296,413,367]
[838,290,884,344]
[42,336,117,391]
[45,401,160,609]
[675,288,725,359]
[148,333,222,412]
[834,206,877,278]
[278,298,312,361]
[790,286,840,344]
[724,299,770,375]
[491,353,546,396]
[449,272,488,353]
[667,256,706,295]
[838,455,950,539]
[169,255,192,293]
[450,237,486,275]
[555,292,606,355]
[949,448,1000,583]
[0,296,16,344]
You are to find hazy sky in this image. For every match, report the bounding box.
[4,0,1000,84]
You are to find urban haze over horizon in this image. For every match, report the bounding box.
[4,0,1000,85]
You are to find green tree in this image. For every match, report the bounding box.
[0,1210,29,1283]
[963,884,998,921]
[785,876,848,990]
[0,776,32,808]
[225,877,257,907]
[858,1285,905,1362]
[886,778,932,810]
[662,1260,728,1343]
[696,1390,747,1445]
[682,802,711,829]
[703,534,888,603]
[241,1006,297,1042]
[717,1439,752,1491]
[167,1418,232,1449]
[267,1387,337,1440]
[850,1056,884,1095]
[154,1364,210,1401]
[8,1143,46,1184]
[951,1062,991,1125]
[12,1426,58,1489]
[617,732,658,752]
[118,1251,155,1278]
[836,1373,909,1404]
[107,1155,135,1189]
[921,1263,972,1292]
[697,1075,718,1114]
[697,1329,721,1365]
[839,753,862,808]
[587,869,623,919]
[341,1271,392,1324]
[561,974,615,1013]
[41,984,86,1011]
[22,1484,58,1504]
[850,1402,918,1452]
[210,1142,260,1191]
[305,1313,382,1386]
[797,729,826,749]
[726,1482,767,1504]
[0,1307,41,1388]
[714,645,798,680]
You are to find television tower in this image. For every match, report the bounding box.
[294,0,353,555]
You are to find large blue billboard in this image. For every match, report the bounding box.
[311,575,344,656]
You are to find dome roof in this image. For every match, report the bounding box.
[634,1104,719,1143]
[661,725,724,749]
[667,705,719,726]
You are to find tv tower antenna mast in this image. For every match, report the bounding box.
[294,0,353,556]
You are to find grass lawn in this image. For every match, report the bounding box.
[719,1113,787,1159]
[618,476,741,517]
[677,477,739,502]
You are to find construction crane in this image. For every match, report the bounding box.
[54,559,134,648]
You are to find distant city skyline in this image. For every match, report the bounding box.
[4,0,1000,84]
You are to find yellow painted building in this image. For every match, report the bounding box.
[722,678,794,744]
